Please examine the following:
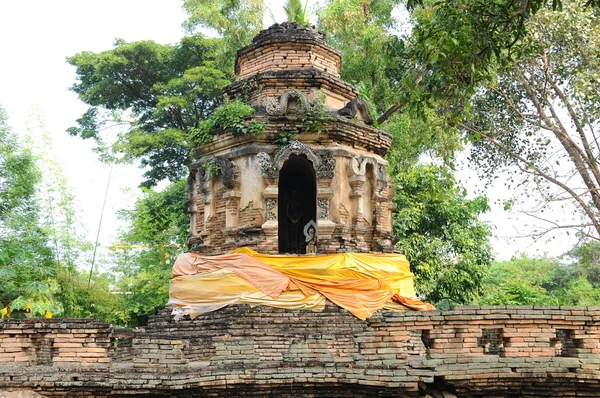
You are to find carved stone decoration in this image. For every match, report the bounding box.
[266,198,277,220]
[265,89,311,116]
[338,98,373,124]
[197,168,207,195]
[273,141,321,170]
[257,152,278,178]
[186,169,196,205]
[187,168,199,236]
[348,156,367,177]
[195,167,211,204]
[316,152,336,179]
[318,199,330,219]
[212,156,237,189]
[376,163,388,189]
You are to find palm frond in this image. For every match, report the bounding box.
[283,0,309,25]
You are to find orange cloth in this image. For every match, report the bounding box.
[172,253,289,299]
[169,249,434,319]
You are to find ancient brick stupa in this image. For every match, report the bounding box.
[170,23,432,320]
[186,22,395,255]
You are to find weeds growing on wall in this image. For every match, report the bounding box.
[192,100,266,145]
[299,95,332,134]
[274,130,297,146]
[201,158,221,178]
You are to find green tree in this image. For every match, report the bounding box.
[0,106,58,317]
[111,179,189,325]
[392,165,493,304]
[182,0,264,72]
[1,107,125,321]
[317,1,464,169]
[284,0,310,24]
[67,35,231,187]
[462,1,600,241]
[568,241,600,285]
[476,256,559,305]
[476,252,600,306]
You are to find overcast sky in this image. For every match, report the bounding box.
[0,0,578,262]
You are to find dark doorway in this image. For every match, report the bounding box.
[278,155,317,254]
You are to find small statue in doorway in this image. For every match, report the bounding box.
[304,220,318,255]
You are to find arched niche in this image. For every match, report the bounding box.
[278,154,317,254]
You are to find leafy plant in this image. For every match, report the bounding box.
[274,131,297,146]
[201,158,221,178]
[475,252,600,307]
[299,96,332,134]
[284,0,310,25]
[194,100,265,145]
[246,119,267,138]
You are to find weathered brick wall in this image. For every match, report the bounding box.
[2,305,600,396]
[237,44,341,79]
[0,318,112,365]
[235,22,342,79]
[223,70,359,110]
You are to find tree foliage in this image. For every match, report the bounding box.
[111,179,189,325]
[1,108,125,321]
[463,1,600,241]
[0,106,57,316]
[68,35,231,187]
[317,1,464,167]
[182,0,264,71]
[392,165,493,304]
[477,250,600,306]
[284,0,310,24]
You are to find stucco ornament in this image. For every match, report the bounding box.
[196,167,210,202]
[337,98,373,124]
[211,156,237,189]
[266,198,277,220]
[317,199,330,219]
[376,163,388,189]
[257,152,278,178]
[273,141,321,170]
[316,152,336,179]
[265,89,311,116]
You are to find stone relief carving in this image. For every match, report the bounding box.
[376,163,388,190]
[338,98,373,124]
[348,156,387,184]
[195,167,211,203]
[212,156,237,190]
[266,198,277,221]
[187,170,196,204]
[316,152,336,179]
[348,156,367,177]
[318,199,330,219]
[273,141,321,170]
[258,144,335,180]
[257,152,278,178]
[196,168,206,195]
[265,89,311,116]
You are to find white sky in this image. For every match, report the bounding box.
[0,0,578,262]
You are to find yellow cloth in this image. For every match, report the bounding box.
[169,248,434,320]
[169,269,326,314]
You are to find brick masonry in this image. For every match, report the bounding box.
[2,305,600,396]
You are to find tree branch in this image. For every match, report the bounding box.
[377,103,404,125]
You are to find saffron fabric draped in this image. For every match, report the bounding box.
[168,248,434,320]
